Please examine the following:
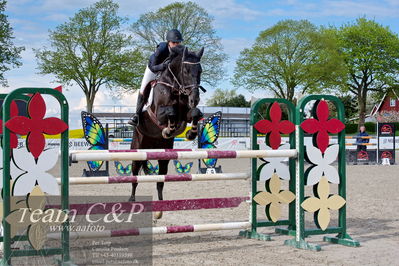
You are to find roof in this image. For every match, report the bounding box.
[370,90,399,116]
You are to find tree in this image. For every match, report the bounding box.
[35,0,145,112]
[328,94,358,122]
[131,1,227,87]
[339,95,358,120]
[233,19,345,102]
[207,88,250,107]
[329,18,399,127]
[0,0,24,86]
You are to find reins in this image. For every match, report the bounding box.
[157,47,206,96]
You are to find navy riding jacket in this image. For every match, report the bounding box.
[356,131,369,144]
[148,42,170,73]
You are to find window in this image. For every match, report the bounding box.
[390,99,396,107]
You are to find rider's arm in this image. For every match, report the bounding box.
[148,42,168,73]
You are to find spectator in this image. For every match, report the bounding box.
[356,126,369,152]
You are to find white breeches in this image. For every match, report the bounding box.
[139,66,157,94]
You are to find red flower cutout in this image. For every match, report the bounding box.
[300,100,345,153]
[254,102,295,149]
[5,93,68,158]
[0,101,19,149]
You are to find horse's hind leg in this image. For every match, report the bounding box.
[129,161,143,202]
[154,160,168,219]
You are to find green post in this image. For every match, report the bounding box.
[1,88,72,265]
[1,93,12,266]
[284,95,359,250]
[240,98,296,241]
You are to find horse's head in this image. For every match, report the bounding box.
[168,46,204,108]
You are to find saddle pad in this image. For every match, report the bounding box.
[143,86,154,111]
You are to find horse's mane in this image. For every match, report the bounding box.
[168,45,201,66]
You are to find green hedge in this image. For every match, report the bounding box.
[345,122,399,135]
[364,122,376,133]
[345,122,376,134]
[345,124,358,134]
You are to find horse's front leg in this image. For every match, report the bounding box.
[161,106,177,139]
[186,108,203,140]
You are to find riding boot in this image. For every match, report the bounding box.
[128,94,145,126]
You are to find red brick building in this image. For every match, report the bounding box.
[370,91,399,122]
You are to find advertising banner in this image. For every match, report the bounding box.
[377,123,396,164]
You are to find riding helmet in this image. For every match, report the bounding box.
[166,29,183,42]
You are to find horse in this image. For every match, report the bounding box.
[129,45,205,219]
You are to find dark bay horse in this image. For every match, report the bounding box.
[130,46,205,218]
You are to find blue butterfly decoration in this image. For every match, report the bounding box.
[81,111,107,172]
[173,160,193,173]
[199,111,222,168]
[114,161,132,176]
[145,161,159,175]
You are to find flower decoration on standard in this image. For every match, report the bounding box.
[300,100,345,154]
[258,143,290,181]
[0,100,19,149]
[12,146,60,195]
[5,93,68,158]
[254,102,295,150]
[301,177,346,230]
[305,144,339,186]
[5,186,68,250]
[0,180,26,223]
[0,146,25,196]
[253,173,295,222]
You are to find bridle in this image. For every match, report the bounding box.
[157,47,206,96]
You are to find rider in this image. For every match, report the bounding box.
[128,29,183,126]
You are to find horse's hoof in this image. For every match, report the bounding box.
[128,196,135,202]
[154,211,163,219]
[162,128,173,139]
[185,130,197,141]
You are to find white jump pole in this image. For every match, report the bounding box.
[57,172,250,185]
[70,149,297,162]
[47,221,252,240]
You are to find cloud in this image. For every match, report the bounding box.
[198,0,263,21]
[12,0,263,21]
[7,0,94,15]
[221,37,253,58]
[3,0,399,126]
[385,0,399,5]
[322,1,399,17]
[266,0,399,18]
[7,0,169,19]
[42,13,70,22]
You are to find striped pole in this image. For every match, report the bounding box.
[47,221,251,240]
[345,136,374,139]
[69,148,193,153]
[48,197,250,215]
[345,143,375,146]
[108,137,187,142]
[70,149,297,162]
[57,172,249,185]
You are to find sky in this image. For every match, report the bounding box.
[2,0,399,128]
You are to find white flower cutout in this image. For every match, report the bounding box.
[305,144,339,186]
[258,143,290,181]
[0,146,25,195]
[12,146,59,195]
